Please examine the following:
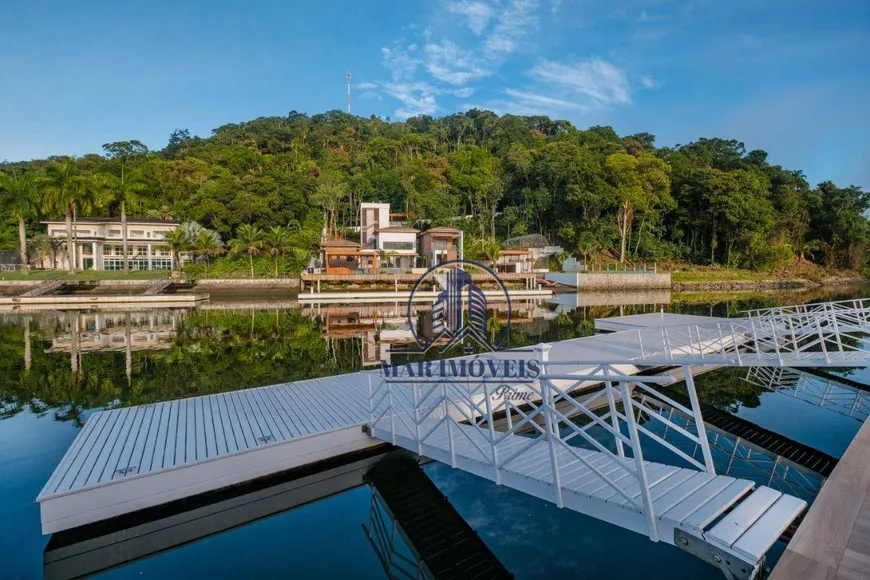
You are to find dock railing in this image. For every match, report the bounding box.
[628,304,870,367]
[367,350,720,543]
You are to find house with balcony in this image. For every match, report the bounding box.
[319,238,377,274]
[41,218,182,271]
[495,250,534,274]
[312,202,465,280]
[417,227,464,267]
[360,202,421,270]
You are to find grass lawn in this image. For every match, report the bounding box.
[670,268,780,282]
[0,270,169,281]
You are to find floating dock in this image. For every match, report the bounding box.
[0,293,209,310]
[36,326,696,534]
[37,303,870,579]
[297,288,552,303]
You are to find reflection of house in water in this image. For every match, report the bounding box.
[306,298,553,365]
[311,304,417,367]
[49,312,181,354]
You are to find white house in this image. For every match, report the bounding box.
[41,218,181,271]
[376,226,420,270]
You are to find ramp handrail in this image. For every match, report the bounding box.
[367,351,721,543]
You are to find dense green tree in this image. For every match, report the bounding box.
[191,229,224,277]
[1,109,867,273]
[162,228,189,272]
[263,226,293,278]
[229,224,266,278]
[0,170,39,272]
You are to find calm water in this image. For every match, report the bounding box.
[1,286,868,579]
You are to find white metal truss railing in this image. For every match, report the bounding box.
[744,367,870,422]
[363,486,431,580]
[367,346,718,543]
[623,302,870,367]
[744,298,870,325]
[636,394,827,502]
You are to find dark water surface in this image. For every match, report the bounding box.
[1,286,868,579]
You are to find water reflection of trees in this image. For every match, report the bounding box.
[0,309,360,423]
[0,286,862,424]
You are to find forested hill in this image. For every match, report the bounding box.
[2,109,869,271]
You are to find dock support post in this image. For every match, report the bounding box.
[483,382,501,484]
[619,379,658,542]
[443,382,457,468]
[412,381,422,455]
[367,374,374,428]
[537,343,563,508]
[604,378,624,458]
[684,366,716,474]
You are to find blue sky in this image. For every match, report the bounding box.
[1,0,868,188]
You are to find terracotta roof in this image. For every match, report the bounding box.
[320,238,361,247]
[376,226,419,233]
[420,227,461,235]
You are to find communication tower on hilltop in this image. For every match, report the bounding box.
[346,71,351,114]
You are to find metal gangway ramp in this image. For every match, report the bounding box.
[367,302,870,579]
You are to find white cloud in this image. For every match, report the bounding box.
[376,0,544,118]
[359,90,382,101]
[424,40,492,85]
[357,81,378,90]
[381,42,421,81]
[482,0,540,59]
[528,57,631,105]
[640,75,658,89]
[503,88,587,111]
[638,10,664,23]
[451,87,476,98]
[380,82,440,117]
[447,1,495,35]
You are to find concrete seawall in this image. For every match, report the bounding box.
[193,278,299,289]
[545,272,671,290]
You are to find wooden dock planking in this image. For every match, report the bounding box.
[771,415,870,580]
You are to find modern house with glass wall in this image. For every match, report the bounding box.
[315,202,464,275]
[40,218,182,271]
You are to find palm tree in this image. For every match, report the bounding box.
[229,224,266,278]
[291,247,311,273]
[0,170,39,273]
[192,229,223,277]
[263,226,293,278]
[162,228,189,272]
[481,240,501,264]
[33,234,63,269]
[97,171,145,272]
[42,158,80,272]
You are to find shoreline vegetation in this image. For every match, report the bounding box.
[2,110,869,285]
[0,264,864,293]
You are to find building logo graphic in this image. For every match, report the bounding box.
[404,259,511,354]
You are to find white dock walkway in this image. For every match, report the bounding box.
[370,415,807,576]
[36,329,673,534]
[595,312,727,332]
[38,298,869,559]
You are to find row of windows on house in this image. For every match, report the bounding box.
[51,229,166,239]
[101,258,173,271]
[79,245,172,257]
[380,241,455,251]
